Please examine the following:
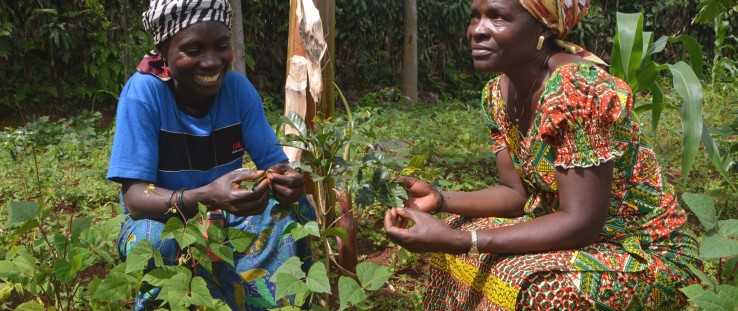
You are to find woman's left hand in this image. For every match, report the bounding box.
[266,162,305,204]
[384,208,466,253]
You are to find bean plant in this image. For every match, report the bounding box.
[680,193,738,310]
[275,108,408,310]
[0,201,122,310]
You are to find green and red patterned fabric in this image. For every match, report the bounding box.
[423,63,700,310]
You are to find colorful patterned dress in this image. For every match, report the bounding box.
[423,63,701,310]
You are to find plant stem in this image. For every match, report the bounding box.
[37,222,61,260]
[14,157,30,198]
[65,282,72,311]
[315,180,331,272]
[31,145,42,194]
[70,281,83,311]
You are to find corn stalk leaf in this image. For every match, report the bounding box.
[611,12,644,83]
[631,60,659,93]
[669,35,704,79]
[646,35,668,57]
[667,62,703,178]
[701,123,738,191]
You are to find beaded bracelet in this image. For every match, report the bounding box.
[430,184,445,215]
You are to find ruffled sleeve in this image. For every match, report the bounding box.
[480,78,508,153]
[538,63,632,168]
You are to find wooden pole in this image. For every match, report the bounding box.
[402,0,418,103]
[319,0,335,117]
[229,0,247,75]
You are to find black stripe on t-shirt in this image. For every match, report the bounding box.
[159,123,244,172]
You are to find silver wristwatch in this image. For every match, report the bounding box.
[468,229,480,258]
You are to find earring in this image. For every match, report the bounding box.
[162,58,168,67]
[536,35,545,51]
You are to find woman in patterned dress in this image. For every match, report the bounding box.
[383,0,701,309]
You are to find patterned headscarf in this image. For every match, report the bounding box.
[138,0,232,80]
[518,0,607,65]
[142,0,232,46]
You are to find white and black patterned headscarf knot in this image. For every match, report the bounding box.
[142,0,232,45]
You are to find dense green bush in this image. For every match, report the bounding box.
[2,0,728,118]
[0,0,149,115]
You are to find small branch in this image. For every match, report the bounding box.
[31,146,42,194]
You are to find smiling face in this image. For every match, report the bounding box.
[159,20,233,109]
[467,0,546,73]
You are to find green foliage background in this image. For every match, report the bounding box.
[0,0,737,308]
[0,1,150,117]
[0,0,732,116]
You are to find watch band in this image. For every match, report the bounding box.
[468,229,480,258]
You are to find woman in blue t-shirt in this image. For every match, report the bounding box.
[107,1,313,309]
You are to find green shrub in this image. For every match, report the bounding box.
[680,193,738,310]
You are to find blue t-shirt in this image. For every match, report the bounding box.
[107,70,287,191]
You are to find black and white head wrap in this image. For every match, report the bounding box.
[142,0,232,46]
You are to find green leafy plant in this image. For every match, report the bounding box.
[680,192,738,310]
[0,111,244,309]
[274,85,418,308]
[268,257,391,311]
[0,201,121,310]
[0,179,239,310]
[708,16,738,84]
[0,111,118,210]
[0,0,150,114]
[92,203,261,310]
[692,0,738,24]
[610,11,705,178]
[700,108,738,194]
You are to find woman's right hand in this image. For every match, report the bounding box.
[202,168,271,216]
[384,208,469,254]
[400,176,441,214]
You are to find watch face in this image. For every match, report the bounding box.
[207,211,225,220]
[468,229,480,258]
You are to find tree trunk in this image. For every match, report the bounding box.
[229,0,246,75]
[319,0,336,118]
[402,0,418,103]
